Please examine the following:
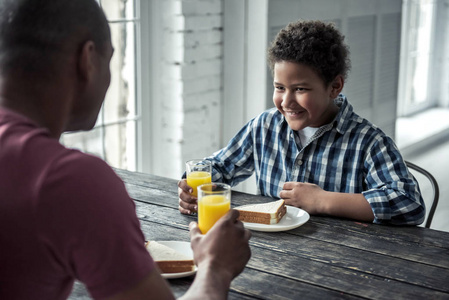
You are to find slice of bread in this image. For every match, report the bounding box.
[145,241,195,273]
[235,199,287,225]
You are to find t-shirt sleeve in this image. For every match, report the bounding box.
[37,151,155,299]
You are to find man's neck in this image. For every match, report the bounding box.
[0,78,71,139]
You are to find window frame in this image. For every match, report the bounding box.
[136,0,163,174]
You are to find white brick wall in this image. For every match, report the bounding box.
[158,0,223,179]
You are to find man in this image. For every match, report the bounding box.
[0,0,251,299]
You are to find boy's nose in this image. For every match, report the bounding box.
[282,90,295,106]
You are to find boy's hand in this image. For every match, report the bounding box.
[279,182,326,214]
[178,179,197,215]
[189,209,251,280]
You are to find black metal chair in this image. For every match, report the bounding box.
[405,160,440,229]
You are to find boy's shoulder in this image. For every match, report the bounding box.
[246,107,284,128]
[257,107,281,119]
[253,107,283,123]
[336,95,388,139]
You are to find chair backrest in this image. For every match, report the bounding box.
[405,160,440,229]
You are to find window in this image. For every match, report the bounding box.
[60,0,139,171]
[395,0,449,151]
[398,0,438,116]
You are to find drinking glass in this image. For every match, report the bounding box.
[197,183,231,234]
[186,159,212,197]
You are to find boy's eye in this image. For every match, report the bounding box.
[296,87,306,91]
[275,86,285,91]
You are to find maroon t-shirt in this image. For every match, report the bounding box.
[0,108,155,299]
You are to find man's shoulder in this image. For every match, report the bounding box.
[38,149,132,233]
[47,149,121,196]
[53,148,111,174]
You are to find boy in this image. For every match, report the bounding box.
[178,20,425,225]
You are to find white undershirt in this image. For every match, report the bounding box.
[297,126,320,148]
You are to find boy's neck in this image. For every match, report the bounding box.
[311,101,340,128]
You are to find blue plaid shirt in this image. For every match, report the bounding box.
[206,95,425,225]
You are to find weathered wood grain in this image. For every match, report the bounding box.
[63,168,447,300]
[311,216,449,249]
[133,204,449,295]
[124,176,449,270]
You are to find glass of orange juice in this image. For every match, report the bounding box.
[186,159,212,198]
[197,183,231,234]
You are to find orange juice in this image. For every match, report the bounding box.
[198,195,230,234]
[186,171,211,197]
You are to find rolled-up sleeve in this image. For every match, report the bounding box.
[362,136,425,225]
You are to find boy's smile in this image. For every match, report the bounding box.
[272,61,342,131]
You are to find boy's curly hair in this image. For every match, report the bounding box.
[267,20,351,87]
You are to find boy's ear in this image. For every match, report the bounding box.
[330,75,344,98]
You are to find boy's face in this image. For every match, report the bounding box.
[273,61,340,131]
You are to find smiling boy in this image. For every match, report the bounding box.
[178,20,425,225]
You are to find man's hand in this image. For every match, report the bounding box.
[178,179,197,215]
[189,209,251,280]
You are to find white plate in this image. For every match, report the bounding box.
[242,205,310,232]
[154,241,197,279]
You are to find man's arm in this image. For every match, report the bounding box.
[180,211,251,300]
[105,262,234,300]
[104,270,174,300]
[104,210,251,300]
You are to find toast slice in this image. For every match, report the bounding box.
[235,199,287,224]
[145,241,195,274]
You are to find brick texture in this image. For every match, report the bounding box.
[159,0,223,179]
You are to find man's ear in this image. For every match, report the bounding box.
[78,41,97,82]
[330,75,344,98]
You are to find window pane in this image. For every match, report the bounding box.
[400,0,436,115]
[61,0,139,172]
[100,0,135,20]
[104,122,136,170]
[104,22,137,124]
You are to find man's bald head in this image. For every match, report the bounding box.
[0,0,110,80]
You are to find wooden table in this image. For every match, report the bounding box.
[69,169,449,299]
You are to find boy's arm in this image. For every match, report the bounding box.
[321,191,374,221]
[362,137,425,225]
[281,135,425,225]
[205,118,258,186]
[178,124,257,215]
[280,182,374,222]
[179,116,261,215]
